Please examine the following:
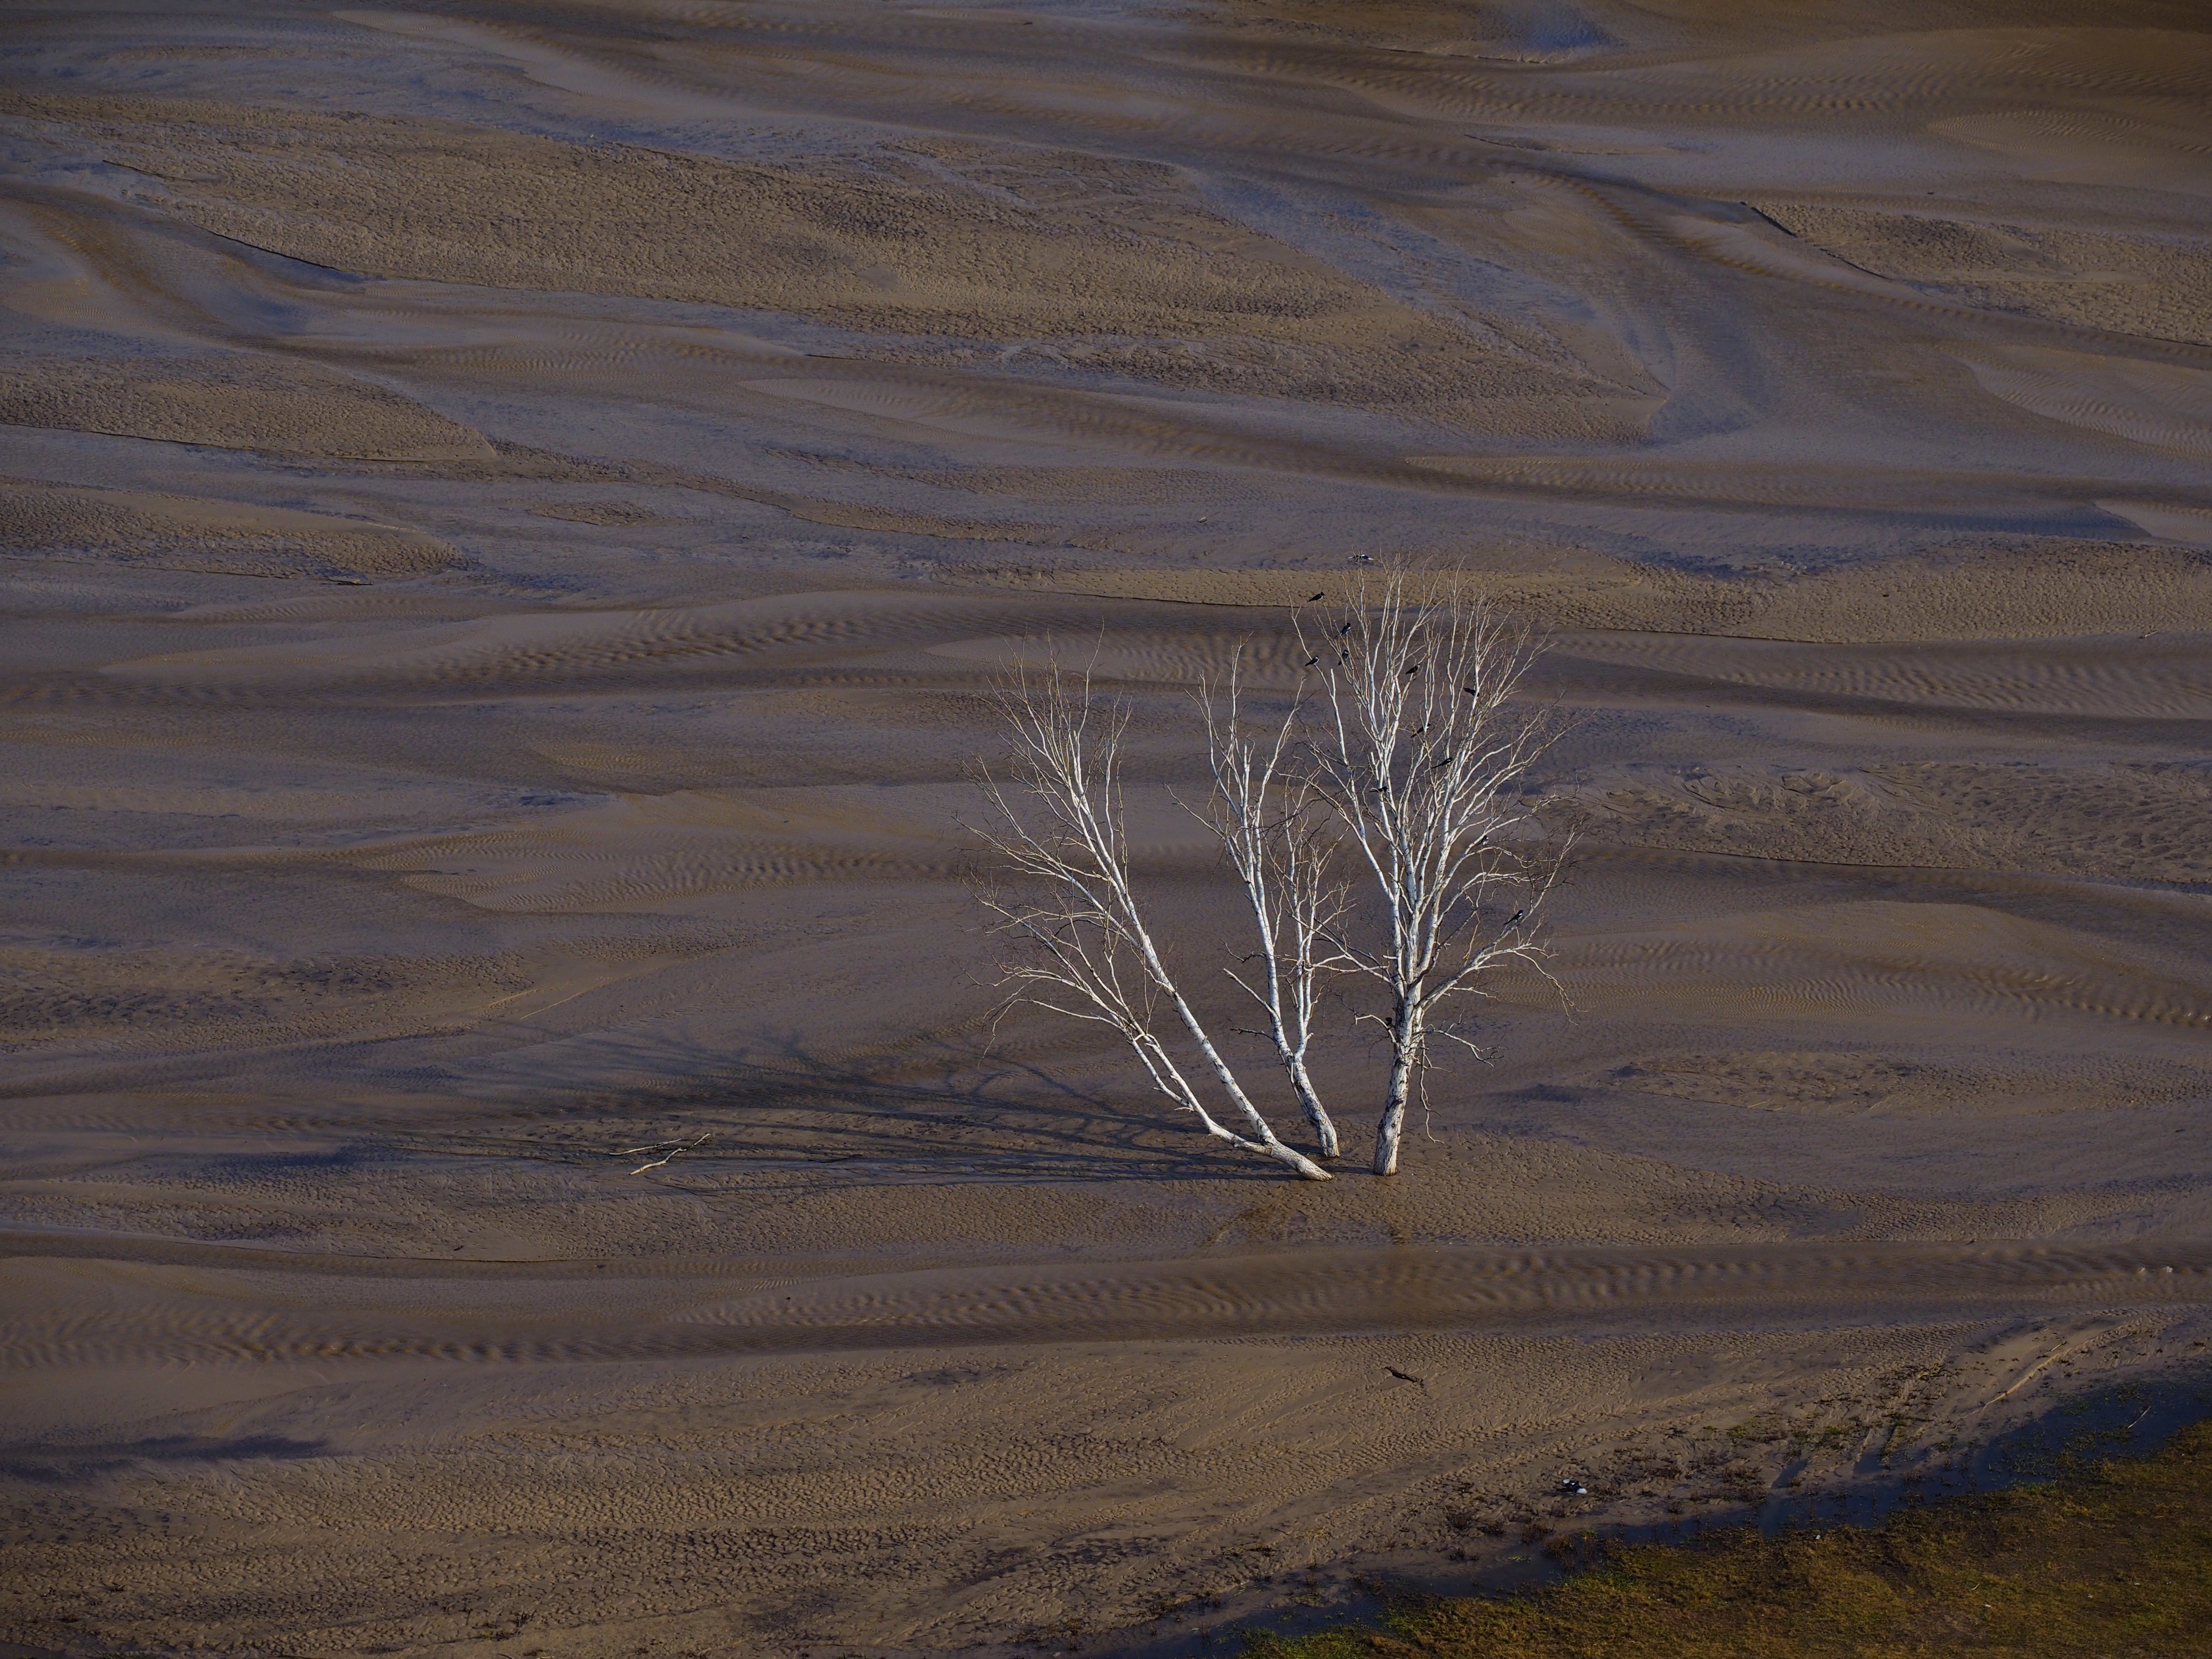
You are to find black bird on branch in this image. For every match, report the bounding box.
[1307,592,1326,603]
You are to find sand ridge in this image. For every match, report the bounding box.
[0,477,467,578]
[992,538,2212,640]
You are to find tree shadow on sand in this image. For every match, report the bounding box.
[419,1018,1318,1187]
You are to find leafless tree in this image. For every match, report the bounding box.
[973,664,1334,1180]
[1308,576,1564,1176]
[1193,658,1346,1159]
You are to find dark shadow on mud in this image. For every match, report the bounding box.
[0,1434,330,1485]
[390,1020,1325,1187]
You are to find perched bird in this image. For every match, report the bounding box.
[1304,655,1319,667]
[1405,663,1421,676]
[1507,909,1526,927]
[1307,592,1326,603]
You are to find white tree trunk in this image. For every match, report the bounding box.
[1197,665,1346,1161]
[1374,998,1419,1176]
[1286,1055,1338,1159]
[1144,944,1333,1181]
[1307,573,1565,1178]
[975,666,1333,1182]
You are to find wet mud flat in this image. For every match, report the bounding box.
[3,0,2212,1653]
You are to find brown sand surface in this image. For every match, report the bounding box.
[2,1,2210,1654]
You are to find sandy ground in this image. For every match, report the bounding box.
[3,0,2211,1653]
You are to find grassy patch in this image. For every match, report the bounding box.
[1247,1418,2212,1658]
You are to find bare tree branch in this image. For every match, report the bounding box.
[614,1133,710,1174]
[971,661,1333,1181]
[1306,574,1569,1176]
[1188,654,1347,1159]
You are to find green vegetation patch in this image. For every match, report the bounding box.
[1249,1419,2212,1659]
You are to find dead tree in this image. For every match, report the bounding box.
[1194,658,1346,1159]
[1309,577,1563,1176]
[974,665,1333,1180]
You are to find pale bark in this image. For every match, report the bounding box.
[974,665,1332,1181]
[1309,576,1565,1177]
[1194,660,1346,1159]
[1374,997,1419,1178]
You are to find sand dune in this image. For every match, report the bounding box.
[0,479,464,578]
[3,1,2211,1654]
[0,350,495,460]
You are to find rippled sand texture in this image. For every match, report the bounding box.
[5,0,2212,1653]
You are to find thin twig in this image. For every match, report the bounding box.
[615,1132,710,1174]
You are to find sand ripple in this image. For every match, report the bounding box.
[3,1237,2205,1370]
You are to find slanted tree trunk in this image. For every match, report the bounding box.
[974,663,1332,1181]
[1137,922,1331,1179]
